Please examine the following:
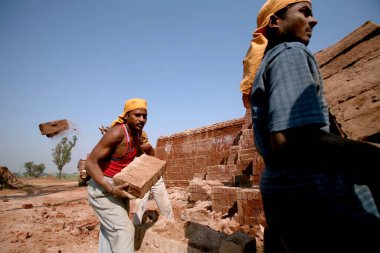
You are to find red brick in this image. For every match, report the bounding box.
[38,119,69,137]
[113,154,166,198]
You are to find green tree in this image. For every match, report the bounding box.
[52,135,77,179]
[24,161,46,178]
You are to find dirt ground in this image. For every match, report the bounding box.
[0,177,261,253]
[0,178,195,253]
[0,178,99,253]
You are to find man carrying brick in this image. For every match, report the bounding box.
[99,123,174,226]
[86,98,149,253]
[130,132,174,226]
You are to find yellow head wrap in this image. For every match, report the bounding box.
[111,98,147,126]
[240,0,311,108]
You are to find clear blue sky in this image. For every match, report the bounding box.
[1,0,379,175]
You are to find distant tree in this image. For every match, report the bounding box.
[52,135,77,179]
[24,161,46,178]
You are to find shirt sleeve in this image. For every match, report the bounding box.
[266,46,328,133]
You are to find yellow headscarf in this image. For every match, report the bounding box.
[111,98,147,126]
[240,0,311,108]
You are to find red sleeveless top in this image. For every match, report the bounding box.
[101,124,140,177]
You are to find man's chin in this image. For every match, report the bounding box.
[303,35,312,46]
[299,38,310,46]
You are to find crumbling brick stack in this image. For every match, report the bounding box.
[210,186,264,227]
[156,118,246,187]
[211,186,239,215]
[237,188,264,226]
[188,178,223,202]
[236,109,264,186]
[0,166,23,189]
[156,110,264,189]
[113,154,166,198]
[315,21,380,141]
[206,165,240,185]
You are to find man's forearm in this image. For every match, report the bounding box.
[86,160,113,193]
[271,127,380,172]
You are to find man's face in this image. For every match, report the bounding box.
[277,2,317,46]
[126,108,147,131]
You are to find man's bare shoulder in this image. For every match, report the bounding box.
[100,124,125,145]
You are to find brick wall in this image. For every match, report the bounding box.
[156,110,264,188]
[156,118,245,187]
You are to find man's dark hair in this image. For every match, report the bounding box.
[273,2,298,18]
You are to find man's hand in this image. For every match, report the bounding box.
[112,183,136,199]
[99,125,110,135]
[141,143,155,156]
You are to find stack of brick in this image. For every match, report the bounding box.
[251,153,265,186]
[237,187,265,226]
[205,165,240,185]
[225,146,239,165]
[188,178,223,202]
[155,118,246,187]
[135,226,202,253]
[113,154,166,198]
[236,109,265,186]
[315,21,380,141]
[211,186,240,215]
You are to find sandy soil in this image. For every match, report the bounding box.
[0,177,193,253]
[0,178,261,253]
[0,178,99,253]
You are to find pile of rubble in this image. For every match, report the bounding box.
[133,184,263,253]
[0,166,23,189]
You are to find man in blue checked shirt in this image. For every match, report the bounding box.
[240,0,380,252]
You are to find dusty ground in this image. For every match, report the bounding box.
[0,178,98,253]
[0,178,193,253]
[0,178,261,253]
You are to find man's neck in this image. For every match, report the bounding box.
[124,123,140,137]
[266,37,284,53]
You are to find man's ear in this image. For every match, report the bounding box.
[268,14,280,28]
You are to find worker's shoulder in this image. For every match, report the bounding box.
[104,124,125,141]
[266,42,313,64]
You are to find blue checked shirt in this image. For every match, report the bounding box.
[251,42,378,220]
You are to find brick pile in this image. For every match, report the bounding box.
[156,118,246,187]
[211,186,239,215]
[188,178,222,202]
[237,187,264,226]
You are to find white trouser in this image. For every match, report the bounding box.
[132,176,174,225]
[88,178,135,253]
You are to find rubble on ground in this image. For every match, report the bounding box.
[0,166,23,189]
